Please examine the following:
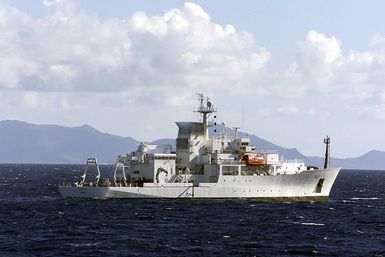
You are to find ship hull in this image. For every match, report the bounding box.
[58,168,340,201]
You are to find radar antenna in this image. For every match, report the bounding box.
[195,93,216,139]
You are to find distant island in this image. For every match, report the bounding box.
[0,120,384,170]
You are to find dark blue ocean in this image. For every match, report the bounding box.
[0,164,385,256]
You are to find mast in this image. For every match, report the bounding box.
[195,93,216,140]
[232,127,240,139]
[323,136,330,169]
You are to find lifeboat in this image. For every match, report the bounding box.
[243,153,267,166]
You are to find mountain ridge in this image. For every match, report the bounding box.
[0,120,384,169]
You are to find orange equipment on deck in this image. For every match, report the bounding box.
[243,153,267,166]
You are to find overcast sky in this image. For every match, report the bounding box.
[1,0,385,158]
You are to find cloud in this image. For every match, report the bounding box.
[277,104,300,114]
[2,1,385,121]
[296,30,342,87]
[22,92,46,109]
[21,91,75,111]
[266,30,385,120]
[0,0,269,101]
[369,34,385,47]
[269,31,343,97]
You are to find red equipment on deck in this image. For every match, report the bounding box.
[243,153,267,166]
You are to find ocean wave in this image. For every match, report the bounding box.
[349,197,380,200]
[300,222,325,226]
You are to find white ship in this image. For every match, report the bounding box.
[59,94,340,201]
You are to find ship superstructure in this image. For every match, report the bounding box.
[59,94,340,200]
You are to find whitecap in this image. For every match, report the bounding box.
[349,197,380,200]
[342,200,356,203]
[300,222,324,226]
